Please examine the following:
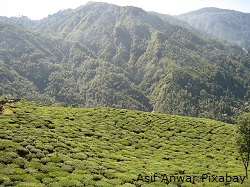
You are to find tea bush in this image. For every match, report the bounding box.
[0,100,248,186]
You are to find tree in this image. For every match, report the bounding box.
[0,104,3,114]
[236,113,250,179]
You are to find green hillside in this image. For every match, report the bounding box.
[0,100,249,186]
[0,20,65,102]
[0,3,250,122]
[178,8,250,48]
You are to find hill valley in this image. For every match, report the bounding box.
[0,2,249,122]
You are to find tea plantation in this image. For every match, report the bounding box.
[0,100,249,186]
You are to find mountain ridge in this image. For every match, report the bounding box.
[0,2,249,122]
[181,7,247,14]
[177,7,250,48]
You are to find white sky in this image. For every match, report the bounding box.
[0,0,250,20]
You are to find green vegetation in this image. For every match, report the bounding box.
[0,100,249,186]
[1,3,250,187]
[178,7,250,48]
[236,113,250,179]
[0,3,249,122]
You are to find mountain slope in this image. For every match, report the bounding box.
[0,21,65,102]
[0,3,249,122]
[36,2,250,121]
[178,7,250,48]
[0,100,247,186]
[0,20,152,111]
[0,60,42,100]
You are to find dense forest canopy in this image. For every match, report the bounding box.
[178,7,250,48]
[0,2,249,122]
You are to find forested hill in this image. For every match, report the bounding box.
[177,7,250,48]
[0,2,249,122]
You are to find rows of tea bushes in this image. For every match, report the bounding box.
[0,100,249,186]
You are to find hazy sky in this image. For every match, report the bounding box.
[0,0,250,20]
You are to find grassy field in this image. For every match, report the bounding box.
[0,100,249,187]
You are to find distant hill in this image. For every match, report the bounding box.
[178,7,250,48]
[0,2,249,122]
[153,12,230,45]
[152,12,193,30]
[0,100,248,186]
